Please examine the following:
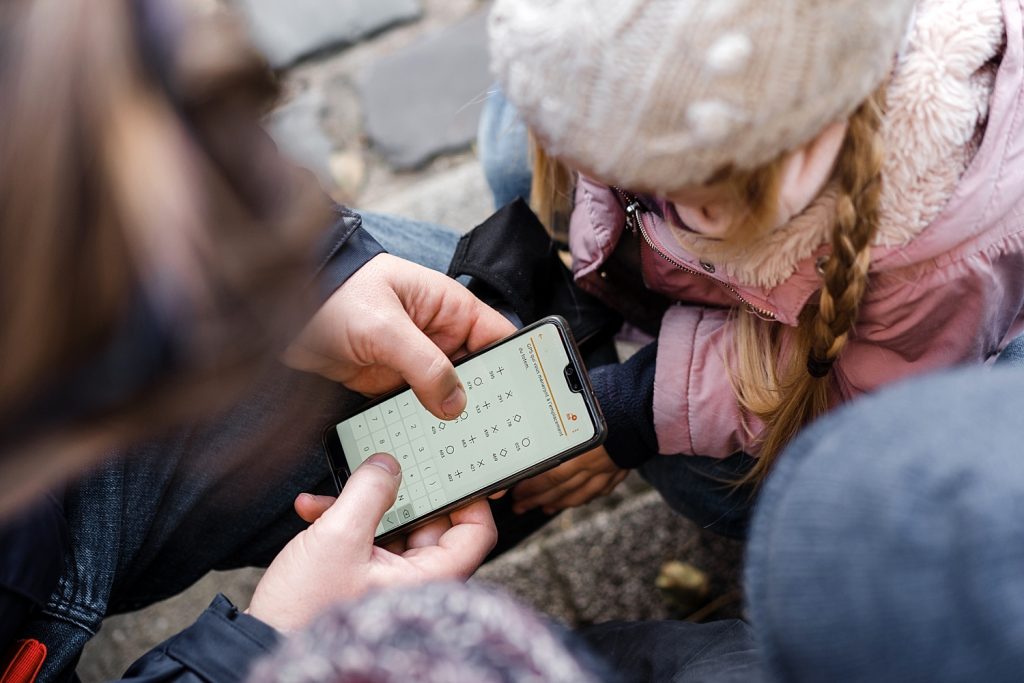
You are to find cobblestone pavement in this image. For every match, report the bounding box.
[77,2,743,679]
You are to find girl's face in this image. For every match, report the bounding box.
[662,183,742,239]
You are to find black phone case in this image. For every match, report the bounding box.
[321,315,607,544]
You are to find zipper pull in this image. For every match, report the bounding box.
[624,200,642,233]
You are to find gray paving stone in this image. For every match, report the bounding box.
[266,89,334,187]
[361,160,494,232]
[237,0,423,68]
[479,490,744,627]
[551,492,743,625]
[472,542,578,625]
[359,9,493,170]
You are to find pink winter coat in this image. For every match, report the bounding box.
[569,0,1024,459]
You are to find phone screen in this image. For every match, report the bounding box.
[333,321,598,538]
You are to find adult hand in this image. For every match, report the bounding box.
[247,453,497,632]
[283,254,516,419]
[512,446,628,514]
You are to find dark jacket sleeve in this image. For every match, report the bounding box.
[115,210,375,683]
[587,342,659,469]
[314,206,386,304]
[120,595,279,683]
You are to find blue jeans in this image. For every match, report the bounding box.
[27,213,465,681]
[478,87,533,209]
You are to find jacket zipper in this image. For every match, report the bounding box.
[614,188,777,320]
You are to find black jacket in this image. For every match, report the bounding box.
[0,209,384,683]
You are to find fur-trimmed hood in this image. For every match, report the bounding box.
[571,0,1013,326]
[570,0,1024,460]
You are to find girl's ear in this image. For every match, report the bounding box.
[776,121,849,223]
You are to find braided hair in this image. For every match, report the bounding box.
[735,89,886,486]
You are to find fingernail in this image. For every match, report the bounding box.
[366,453,401,478]
[296,493,314,504]
[441,384,466,419]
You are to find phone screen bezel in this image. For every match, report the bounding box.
[321,315,607,543]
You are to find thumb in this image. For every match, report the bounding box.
[373,314,466,420]
[320,453,402,550]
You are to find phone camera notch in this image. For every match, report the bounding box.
[564,364,583,393]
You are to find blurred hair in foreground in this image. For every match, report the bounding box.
[0,0,331,515]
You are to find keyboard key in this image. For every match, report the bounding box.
[403,414,423,440]
[410,437,429,458]
[403,466,421,486]
[419,459,438,479]
[389,422,407,445]
[395,503,415,523]
[347,413,369,439]
[429,490,447,508]
[356,437,375,462]
[424,476,442,492]
[398,395,418,417]
[407,481,427,500]
[413,496,431,514]
[381,511,398,530]
[382,399,403,426]
[371,429,391,453]
[365,405,385,432]
[394,445,414,467]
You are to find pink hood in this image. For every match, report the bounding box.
[570,0,1024,458]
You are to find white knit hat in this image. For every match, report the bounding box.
[489,0,916,191]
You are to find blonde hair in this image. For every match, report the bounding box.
[528,90,886,486]
[734,89,886,486]
[528,132,575,240]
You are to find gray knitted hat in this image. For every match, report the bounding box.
[489,0,916,191]
[246,582,604,683]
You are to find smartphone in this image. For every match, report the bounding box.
[322,316,607,542]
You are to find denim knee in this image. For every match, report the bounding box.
[477,86,532,209]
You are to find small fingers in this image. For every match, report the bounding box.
[601,470,630,497]
[514,463,581,500]
[542,476,614,514]
[513,470,590,514]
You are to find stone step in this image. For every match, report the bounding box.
[236,0,423,68]
[359,9,493,170]
[473,489,744,626]
[361,159,494,233]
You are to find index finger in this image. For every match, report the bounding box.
[461,299,518,353]
[402,499,497,580]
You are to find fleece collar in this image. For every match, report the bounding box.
[655,0,1005,289]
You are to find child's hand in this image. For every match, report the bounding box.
[512,446,628,514]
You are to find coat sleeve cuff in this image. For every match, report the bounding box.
[588,343,659,469]
[314,207,386,305]
[146,594,280,683]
